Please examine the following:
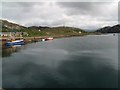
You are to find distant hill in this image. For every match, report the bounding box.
[28,26,50,30]
[22,26,85,37]
[96,24,120,33]
[1,19,86,37]
[0,19,26,32]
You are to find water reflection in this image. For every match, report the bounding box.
[58,55,118,88]
[2,35,118,88]
[3,55,118,88]
[2,46,22,57]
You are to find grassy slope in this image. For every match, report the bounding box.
[1,20,99,37]
[2,26,86,37]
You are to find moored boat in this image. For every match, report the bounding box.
[6,39,24,46]
[41,37,54,41]
[46,37,54,40]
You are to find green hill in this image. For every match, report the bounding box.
[21,26,86,37]
[1,19,86,37]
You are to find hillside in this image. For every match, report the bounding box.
[0,19,26,32]
[21,26,86,37]
[96,24,120,33]
[1,19,86,37]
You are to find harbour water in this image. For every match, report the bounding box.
[2,34,118,88]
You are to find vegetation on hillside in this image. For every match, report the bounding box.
[1,19,88,37]
[19,26,86,37]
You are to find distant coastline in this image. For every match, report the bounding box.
[1,19,119,48]
[1,32,102,48]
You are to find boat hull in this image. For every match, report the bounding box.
[41,38,54,42]
[6,40,24,46]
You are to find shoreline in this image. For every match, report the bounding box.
[1,33,102,48]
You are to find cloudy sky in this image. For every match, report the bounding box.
[1,0,119,30]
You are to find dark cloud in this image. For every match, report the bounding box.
[57,2,97,11]
[57,2,118,21]
[2,2,44,13]
[2,2,44,8]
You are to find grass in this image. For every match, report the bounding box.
[2,26,100,37]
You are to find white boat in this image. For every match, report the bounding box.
[41,37,54,41]
[46,37,54,40]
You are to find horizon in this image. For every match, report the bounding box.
[1,1,118,30]
[1,18,119,31]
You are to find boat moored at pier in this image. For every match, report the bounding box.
[6,39,24,46]
[42,37,54,41]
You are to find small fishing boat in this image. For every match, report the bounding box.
[46,37,54,41]
[41,37,54,41]
[6,39,24,46]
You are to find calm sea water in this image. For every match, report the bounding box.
[2,34,118,88]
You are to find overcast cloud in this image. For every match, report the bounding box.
[1,1,118,29]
